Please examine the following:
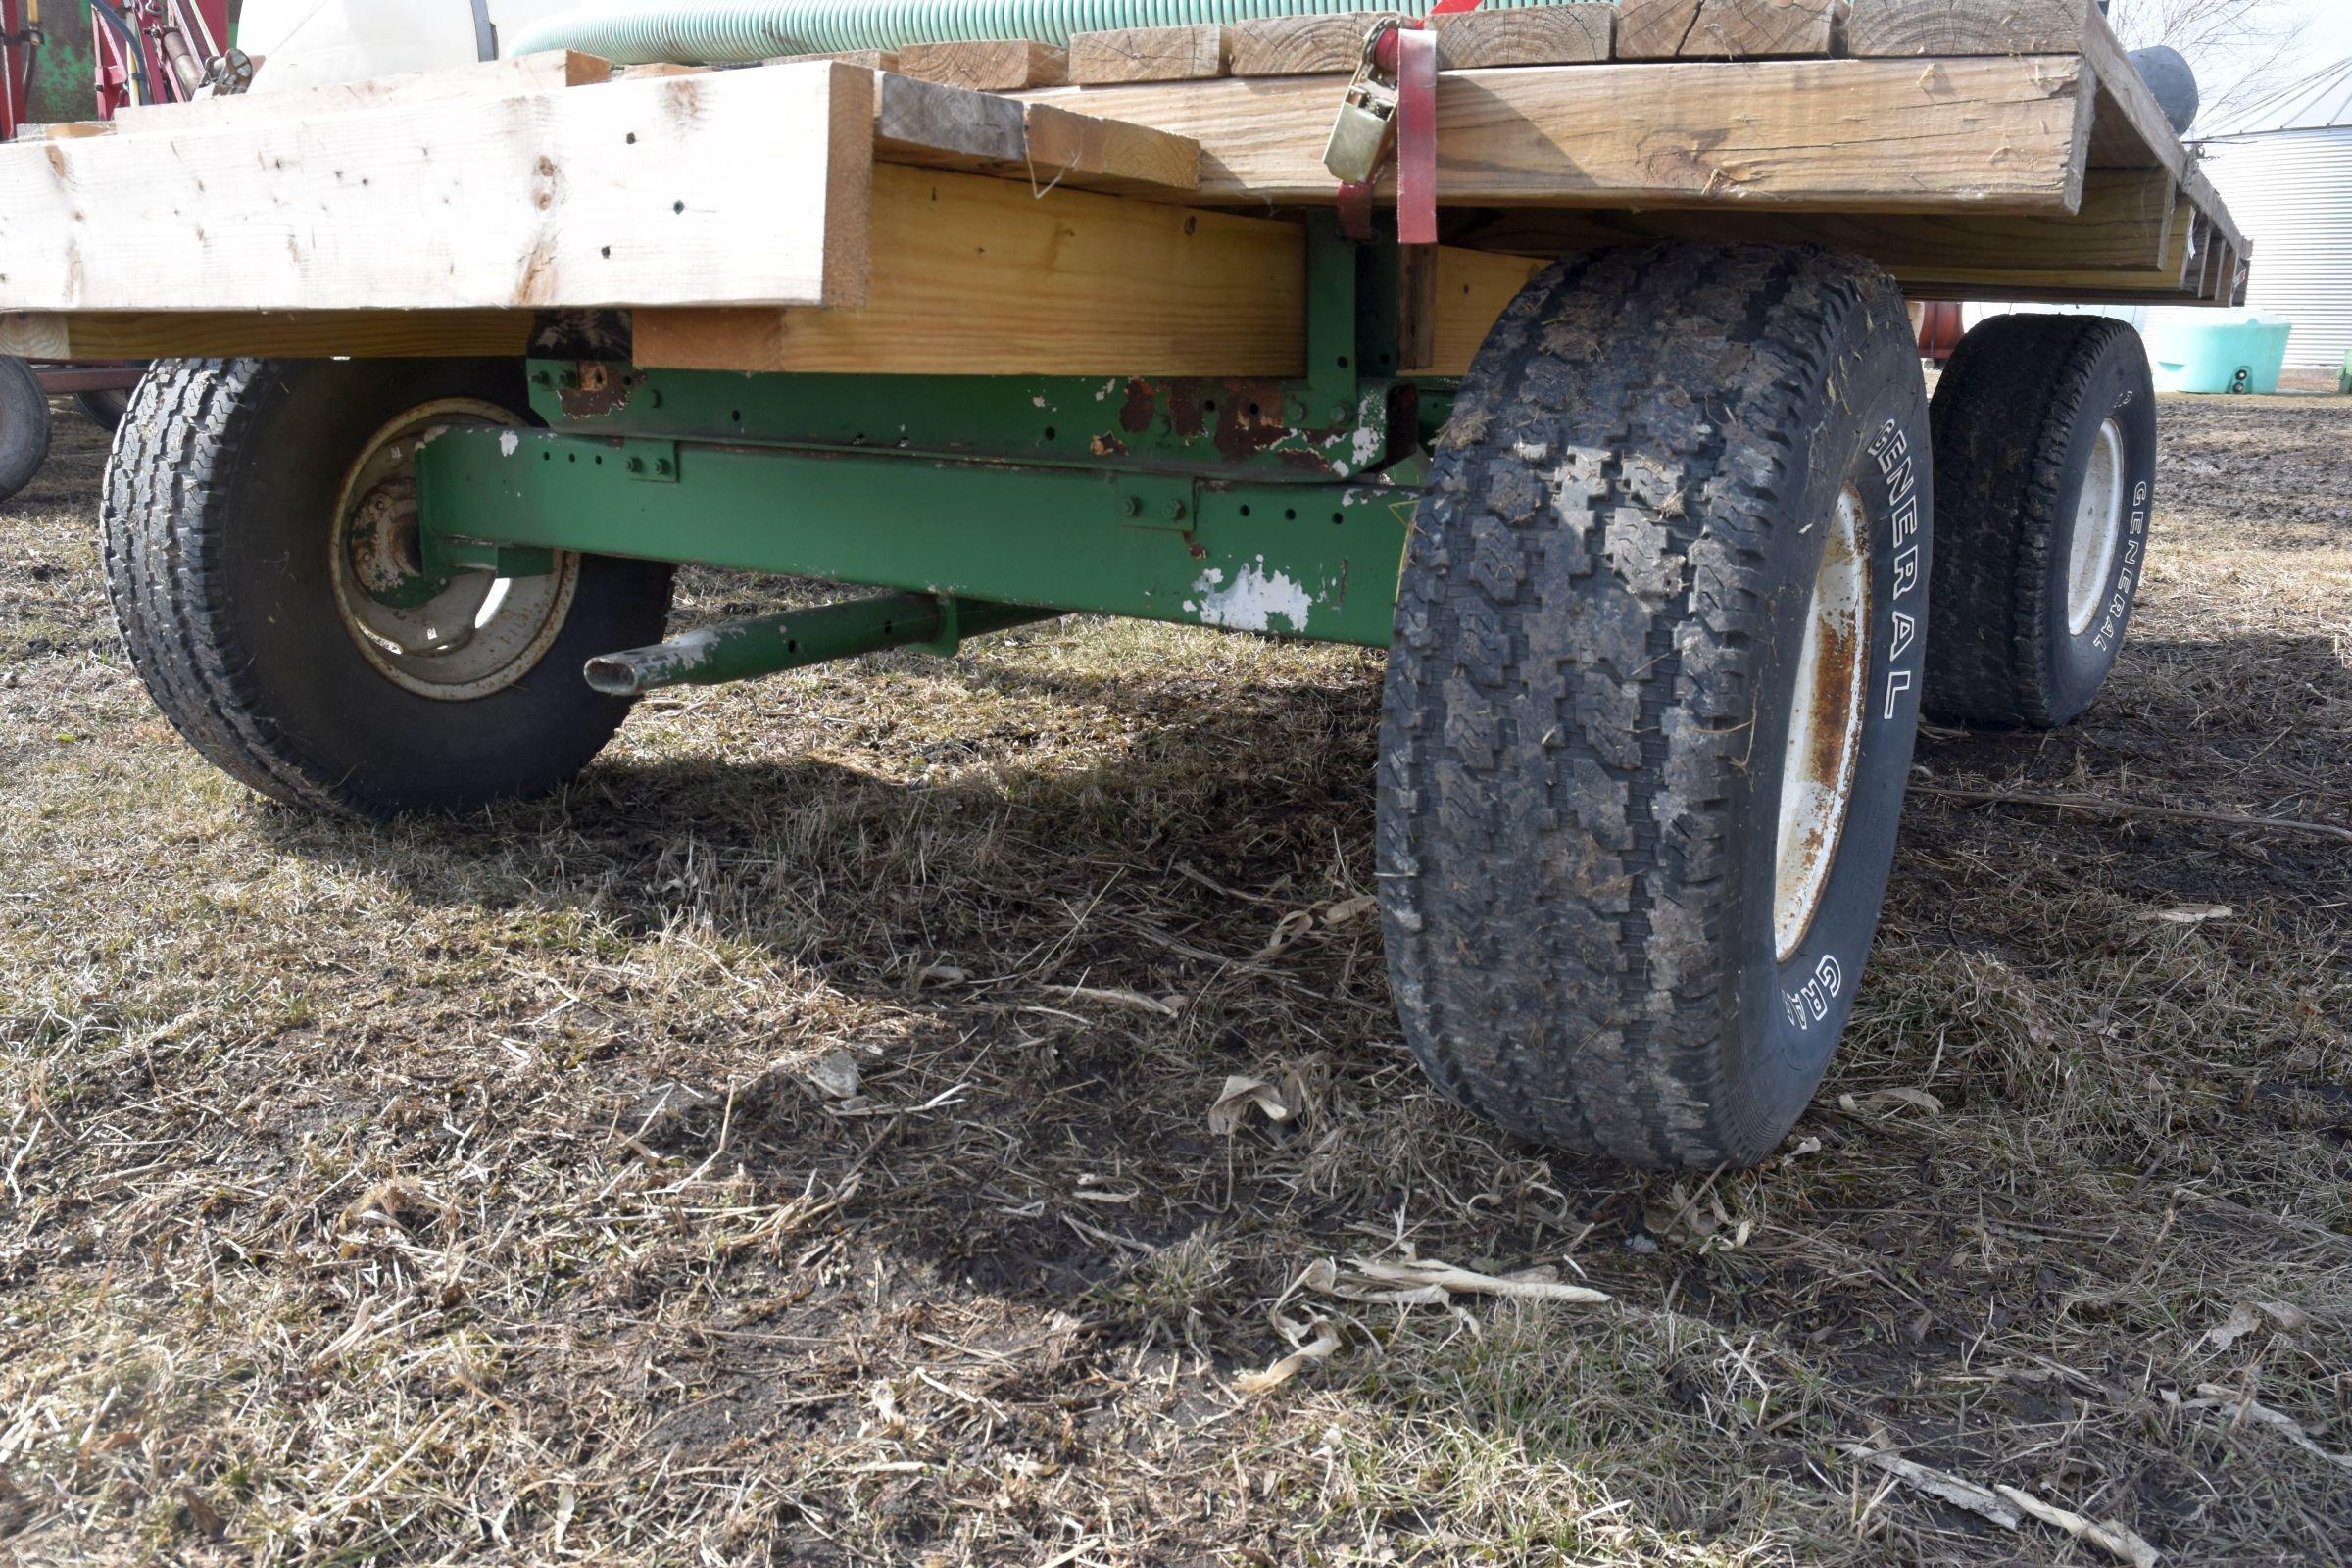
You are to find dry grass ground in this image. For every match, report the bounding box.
[0,388,2346,1567]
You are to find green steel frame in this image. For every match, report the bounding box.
[413,221,1451,653]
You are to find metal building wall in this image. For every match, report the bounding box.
[2199,125,2352,370]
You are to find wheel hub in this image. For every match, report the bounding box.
[2066,418,2127,637]
[1773,485,1871,963]
[328,400,581,702]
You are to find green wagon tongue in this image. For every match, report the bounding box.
[510,0,1554,65]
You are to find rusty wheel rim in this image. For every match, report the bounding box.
[2066,418,2127,637]
[328,400,580,702]
[1773,484,1872,963]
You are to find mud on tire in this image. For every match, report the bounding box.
[1378,244,1934,1170]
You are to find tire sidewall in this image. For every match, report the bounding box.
[1728,308,1933,1143]
[2038,339,2157,722]
[0,356,53,501]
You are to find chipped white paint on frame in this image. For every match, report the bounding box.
[1183,559,1315,634]
[498,429,521,457]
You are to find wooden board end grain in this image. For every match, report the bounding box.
[1843,0,2089,57]
[1066,24,1230,84]
[1614,0,1838,60]
[897,39,1068,92]
[1432,6,1613,69]
[1229,13,1401,76]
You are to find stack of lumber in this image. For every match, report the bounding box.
[0,0,2241,381]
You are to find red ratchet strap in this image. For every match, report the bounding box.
[1338,0,1479,242]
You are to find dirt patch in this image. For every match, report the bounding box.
[0,391,2346,1565]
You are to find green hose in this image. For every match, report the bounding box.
[514,0,1574,66]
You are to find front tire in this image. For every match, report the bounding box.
[102,358,674,816]
[0,356,52,503]
[1379,245,1933,1169]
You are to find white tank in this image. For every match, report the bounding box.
[235,0,575,91]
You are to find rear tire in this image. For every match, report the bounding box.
[0,356,53,503]
[75,386,131,434]
[102,358,674,816]
[1926,314,2157,727]
[1379,244,1933,1170]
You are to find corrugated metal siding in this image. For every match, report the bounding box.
[2200,126,2352,369]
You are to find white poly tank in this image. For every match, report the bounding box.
[235,0,575,91]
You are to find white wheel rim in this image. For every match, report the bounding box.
[2066,418,2127,637]
[1773,486,1872,964]
[328,401,580,702]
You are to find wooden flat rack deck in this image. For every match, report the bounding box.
[0,0,2243,378]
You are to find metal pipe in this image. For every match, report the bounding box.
[583,591,1056,696]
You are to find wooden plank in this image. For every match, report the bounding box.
[1614,0,1837,59]
[0,62,873,312]
[1433,6,1614,69]
[1446,167,2180,277]
[1229,13,1399,76]
[0,309,531,360]
[637,167,1527,378]
[769,49,900,71]
[1023,102,1200,193]
[868,73,1199,195]
[1427,249,1544,375]
[896,39,1068,92]
[873,72,1027,167]
[1882,193,2196,292]
[108,49,612,135]
[1018,55,2089,212]
[2076,2,2243,258]
[1844,0,2087,56]
[632,163,1299,376]
[1066,24,1230,84]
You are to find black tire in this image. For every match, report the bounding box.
[1379,245,1933,1170]
[102,358,674,816]
[0,355,53,503]
[75,386,131,434]
[1926,314,2157,727]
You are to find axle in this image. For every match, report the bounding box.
[583,592,1057,696]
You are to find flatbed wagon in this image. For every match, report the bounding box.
[0,0,2242,1170]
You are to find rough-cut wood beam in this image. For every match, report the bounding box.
[109,49,612,135]
[633,166,1532,378]
[1433,6,1613,69]
[1844,0,2088,56]
[1067,24,1231,84]
[633,164,1300,376]
[1615,0,1838,60]
[1445,167,2180,277]
[0,309,532,360]
[0,62,874,312]
[1021,55,2089,212]
[896,39,1068,91]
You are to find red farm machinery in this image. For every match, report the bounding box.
[0,0,233,499]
